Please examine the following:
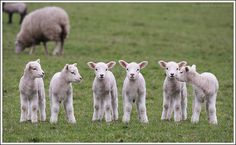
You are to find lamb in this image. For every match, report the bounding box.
[119,60,148,123]
[15,6,70,55]
[158,60,187,122]
[3,2,27,24]
[19,59,46,123]
[87,61,118,123]
[176,64,219,124]
[49,63,82,124]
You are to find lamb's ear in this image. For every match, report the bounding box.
[119,60,128,69]
[36,59,40,64]
[185,66,189,72]
[191,64,196,71]
[178,61,187,68]
[139,61,148,69]
[73,63,77,66]
[158,60,166,68]
[87,62,96,69]
[107,61,116,69]
[64,64,69,70]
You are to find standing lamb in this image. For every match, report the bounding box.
[87,61,118,123]
[158,60,188,122]
[176,65,219,124]
[49,63,82,124]
[19,59,46,123]
[3,2,27,24]
[119,60,148,123]
[15,6,70,55]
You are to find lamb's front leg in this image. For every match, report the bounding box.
[50,94,60,124]
[137,93,148,123]
[30,93,39,123]
[122,93,132,123]
[64,90,76,124]
[20,93,28,122]
[104,94,112,123]
[92,93,100,121]
[181,88,188,120]
[173,95,182,122]
[111,89,118,121]
[191,92,202,124]
[161,92,171,120]
[38,89,46,121]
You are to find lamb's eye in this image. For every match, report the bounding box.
[71,72,75,75]
[126,68,129,71]
[180,71,183,74]
[176,68,179,70]
[106,69,108,71]
[166,68,168,70]
[137,69,140,71]
[95,68,98,71]
[33,68,37,70]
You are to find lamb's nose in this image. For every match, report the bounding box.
[79,77,82,80]
[170,73,174,77]
[42,72,45,75]
[130,73,134,76]
[100,74,104,77]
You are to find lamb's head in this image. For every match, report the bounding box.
[87,61,116,80]
[25,59,44,79]
[15,33,26,53]
[158,60,187,79]
[63,63,82,83]
[176,64,196,82]
[119,60,148,81]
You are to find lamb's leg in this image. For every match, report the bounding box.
[161,92,170,120]
[173,95,182,122]
[207,93,218,124]
[64,90,76,124]
[137,93,148,123]
[38,89,46,121]
[92,93,100,121]
[43,42,49,55]
[167,98,174,120]
[50,94,60,124]
[111,89,118,121]
[98,99,104,121]
[122,93,132,123]
[8,13,13,24]
[181,89,188,120]
[191,92,202,124]
[30,93,39,123]
[104,94,112,123]
[27,101,31,121]
[20,93,28,122]
[53,41,61,56]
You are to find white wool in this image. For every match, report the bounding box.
[119,60,149,123]
[49,63,82,124]
[177,65,219,124]
[3,3,27,24]
[158,60,188,122]
[19,59,46,123]
[87,61,118,123]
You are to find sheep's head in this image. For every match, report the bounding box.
[63,63,82,83]
[15,34,25,53]
[158,60,187,79]
[119,60,148,81]
[176,65,196,82]
[87,61,116,80]
[25,59,44,79]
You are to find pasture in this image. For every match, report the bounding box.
[1,2,234,143]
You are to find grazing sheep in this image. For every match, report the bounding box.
[19,59,46,123]
[119,60,148,123]
[49,63,82,124]
[158,60,187,122]
[15,6,70,55]
[176,65,219,124]
[87,61,118,123]
[3,2,27,24]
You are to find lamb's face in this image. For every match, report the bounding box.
[119,60,148,81]
[27,59,44,78]
[176,65,196,82]
[87,61,116,80]
[65,64,82,83]
[158,60,187,79]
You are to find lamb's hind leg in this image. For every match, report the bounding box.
[191,91,202,124]
[207,93,218,124]
[38,90,46,121]
[64,92,76,124]
[111,90,118,121]
[181,88,188,120]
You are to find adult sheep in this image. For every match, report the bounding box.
[15,6,70,55]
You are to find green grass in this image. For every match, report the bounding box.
[2,2,234,143]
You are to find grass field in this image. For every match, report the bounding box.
[2,2,234,143]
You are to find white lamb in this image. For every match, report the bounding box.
[49,63,82,124]
[176,64,219,124]
[158,60,187,122]
[119,60,148,123]
[19,59,46,123]
[87,61,118,123]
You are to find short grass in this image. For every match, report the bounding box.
[2,2,234,143]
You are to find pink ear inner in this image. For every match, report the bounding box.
[120,61,127,68]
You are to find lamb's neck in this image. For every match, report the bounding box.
[166,77,179,84]
[60,72,71,85]
[188,72,205,89]
[23,72,35,81]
